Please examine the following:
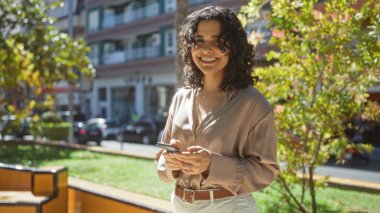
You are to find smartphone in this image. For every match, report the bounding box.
[156,142,181,153]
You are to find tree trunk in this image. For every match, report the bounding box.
[175,0,188,89]
[301,166,306,203]
[278,175,308,213]
[308,166,317,213]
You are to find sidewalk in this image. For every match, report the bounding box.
[315,146,380,184]
[370,146,380,161]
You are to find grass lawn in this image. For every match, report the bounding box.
[0,144,379,212]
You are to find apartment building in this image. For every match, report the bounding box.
[44,0,273,126]
[84,0,260,125]
[47,0,92,118]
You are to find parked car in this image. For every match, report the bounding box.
[73,121,85,141]
[343,144,370,165]
[103,121,122,140]
[75,121,102,146]
[75,118,122,145]
[117,120,158,145]
[0,115,31,140]
[87,118,122,139]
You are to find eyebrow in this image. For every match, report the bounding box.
[195,35,220,39]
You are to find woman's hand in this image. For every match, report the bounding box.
[162,139,186,171]
[173,146,211,175]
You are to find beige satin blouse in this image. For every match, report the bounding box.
[157,86,279,195]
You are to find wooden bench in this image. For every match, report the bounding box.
[0,163,68,213]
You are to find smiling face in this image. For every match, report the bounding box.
[191,20,229,78]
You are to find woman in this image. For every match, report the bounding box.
[156,6,279,212]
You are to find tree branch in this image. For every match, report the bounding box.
[336,71,363,95]
[311,131,324,165]
[278,175,308,213]
[310,63,326,108]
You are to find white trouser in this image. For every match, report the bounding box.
[171,192,259,213]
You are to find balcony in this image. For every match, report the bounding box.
[102,3,160,30]
[103,51,124,65]
[89,56,99,66]
[103,13,124,29]
[103,46,160,65]
[188,0,213,5]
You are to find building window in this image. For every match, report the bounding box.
[48,0,78,19]
[98,87,106,101]
[89,44,99,66]
[144,85,174,127]
[88,9,100,33]
[165,0,176,13]
[111,87,135,124]
[104,42,116,54]
[189,0,211,6]
[165,29,176,56]
[167,31,173,46]
[101,107,107,118]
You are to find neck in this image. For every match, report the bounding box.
[202,73,224,93]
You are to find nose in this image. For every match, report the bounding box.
[201,44,213,54]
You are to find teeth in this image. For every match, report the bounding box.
[200,57,218,62]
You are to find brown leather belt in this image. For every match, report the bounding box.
[175,185,234,204]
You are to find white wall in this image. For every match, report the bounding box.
[91,72,176,120]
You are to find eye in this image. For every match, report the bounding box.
[193,39,204,48]
[195,39,204,45]
[216,37,228,51]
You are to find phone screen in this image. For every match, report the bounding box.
[156,142,180,152]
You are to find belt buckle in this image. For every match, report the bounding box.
[183,188,195,204]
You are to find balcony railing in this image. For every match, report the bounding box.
[102,3,160,30]
[89,56,99,66]
[103,13,124,28]
[188,0,213,5]
[103,46,160,65]
[103,51,124,65]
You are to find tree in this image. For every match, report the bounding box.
[241,0,379,212]
[0,0,94,123]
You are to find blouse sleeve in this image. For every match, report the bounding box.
[156,92,179,182]
[203,112,279,195]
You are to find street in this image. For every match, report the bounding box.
[99,140,380,184]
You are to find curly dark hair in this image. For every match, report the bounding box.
[178,6,258,92]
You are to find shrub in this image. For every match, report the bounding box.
[39,122,71,141]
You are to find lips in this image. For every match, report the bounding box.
[199,57,219,63]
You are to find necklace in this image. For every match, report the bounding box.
[197,90,209,113]
[195,89,224,128]
[201,94,207,102]
[195,91,208,127]
[197,89,224,112]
